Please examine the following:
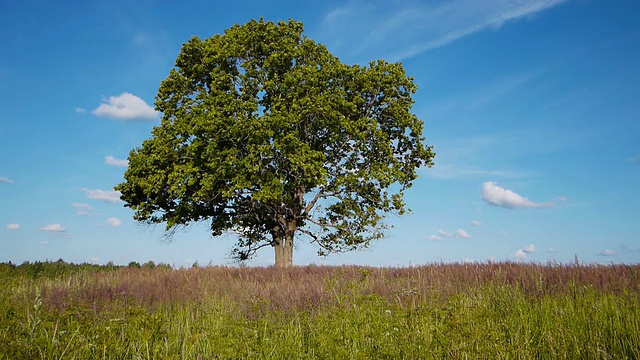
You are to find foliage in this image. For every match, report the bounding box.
[1,263,639,358]
[115,19,434,265]
[0,260,115,279]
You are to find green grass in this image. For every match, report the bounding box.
[1,262,639,358]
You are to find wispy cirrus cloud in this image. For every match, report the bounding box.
[423,134,533,180]
[481,181,553,209]
[322,0,569,61]
[82,188,123,204]
[0,176,13,184]
[71,202,97,216]
[92,92,157,120]
[105,155,129,167]
[427,165,525,180]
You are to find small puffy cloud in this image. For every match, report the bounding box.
[481,181,551,209]
[83,188,123,203]
[628,155,640,163]
[471,220,482,227]
[106,217,122,227]
[105,155,129,167]
[437,229,453,237]
[599,249,616,257]
[426,234,442,241]
[523,244,535,253]
[41,224,65,232]
[75,107,85,113]
[0,176,13,184]
[546,248,557,253]
[41,224,71,238]
[92,92,158,120]
[6,223,20,230]
[555,196,568,202]
[514,249,527,259]
[91,256,100,262]
[455,229,471,239]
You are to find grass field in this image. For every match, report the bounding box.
[1,261,639,359]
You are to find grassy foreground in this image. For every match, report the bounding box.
[1,261,639,359]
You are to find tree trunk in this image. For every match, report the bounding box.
[273,234,293,267]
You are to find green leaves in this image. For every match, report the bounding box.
[115,19,435,264]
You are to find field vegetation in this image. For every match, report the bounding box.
[1,260,639,358]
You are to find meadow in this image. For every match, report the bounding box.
[1,260,639,359]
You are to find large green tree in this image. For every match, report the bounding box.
[115,19,434,267]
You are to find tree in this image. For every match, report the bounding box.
[115,19,434,267]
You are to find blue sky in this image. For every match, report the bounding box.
[1,0,639,267]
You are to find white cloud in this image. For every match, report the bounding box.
[514,249,527,259]
[555,196,568,202]
[6,223,20,230]
[523,244,535,253]
[71,202,98,216]
[41,224,65,232]
[599,249,616,257]
[106,217,122,227]
[82,188,123,203]
[437,229,453,238]
[471,220,482,227]
[628,155,640,163]
[91,256,100,262]
[92,92,158,120]
[75,107,85,113]
[72,202,92,210]
[429,228,471,240]
[546,248,557,253]
[0,176,13,184]
[323,0,569,61]
[481,181,552,209]
[105,155,129,167]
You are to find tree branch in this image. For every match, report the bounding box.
[305,216,339,230]
[303,187,324,216]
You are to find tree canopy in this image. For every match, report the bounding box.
[115,19,434,267]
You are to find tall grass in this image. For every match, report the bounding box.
[1,262,639,358]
